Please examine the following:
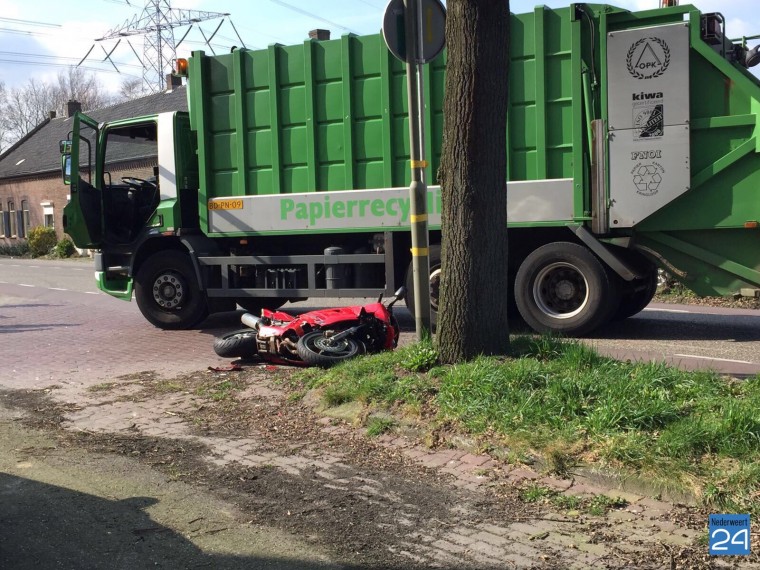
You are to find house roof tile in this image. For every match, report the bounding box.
[0,87,188,180]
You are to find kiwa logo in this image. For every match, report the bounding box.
[626,37,670,79]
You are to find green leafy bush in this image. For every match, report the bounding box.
[401,341,439,372]
[0,241,30,257]
[55,237,76,258]
[27,226,57,257]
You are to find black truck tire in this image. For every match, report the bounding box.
[613,269,658,321]
[514,242,619,336]
[135,251,209,330]
[236,298,283,314]
[404,244,441,328]
[213,329,258,359]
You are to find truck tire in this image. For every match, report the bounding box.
[613,268,658,321]
[514,242,618,336]
[213,329,258,359]
[236,298,283,314]
[404,244,441,328]
[135,251,209,330]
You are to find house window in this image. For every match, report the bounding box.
[42,201,55,229]
[20,199,29,238]
[8,201,16,237]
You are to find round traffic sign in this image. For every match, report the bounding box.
[382,0,446,64]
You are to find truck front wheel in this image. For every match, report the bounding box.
[515,242,618,336]
[135,251,209,330]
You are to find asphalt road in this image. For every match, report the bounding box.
[2,256,760,390]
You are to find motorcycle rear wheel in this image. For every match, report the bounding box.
[213,329,258,359]
[296,331,364,367]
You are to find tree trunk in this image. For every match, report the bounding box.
[437,0,510,363]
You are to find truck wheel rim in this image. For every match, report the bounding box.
[152,271,185,310]
[533,262,588,319]
[429,268,441,312]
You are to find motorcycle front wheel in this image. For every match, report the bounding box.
[296,331,364,367]
[213,329,258,359]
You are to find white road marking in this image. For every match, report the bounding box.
[643,307,690,314]
[18,284,35,287]
[85,291,100,295]
[674,354,754,364]
[49,287,68,291]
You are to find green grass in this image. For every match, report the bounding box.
[366,416,396,437]
[517,483,626,516]
[195,379,246,401]
[88,382,116,393]
[296,336,760,516]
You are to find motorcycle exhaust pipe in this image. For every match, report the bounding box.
[241,313,262,330]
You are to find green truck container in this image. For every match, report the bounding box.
[61,2,760,334]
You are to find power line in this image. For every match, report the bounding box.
[0,58,141,78]
[0,27,53,37]
[0,50,142,69]
[267,0,358,34]
[0,16,61,28]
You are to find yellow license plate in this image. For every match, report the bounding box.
[208,199,244,210]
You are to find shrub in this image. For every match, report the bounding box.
[0,241,30,257]
[27,226,57,257]
[55,237,76,258]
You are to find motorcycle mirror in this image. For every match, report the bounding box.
[394,286,406,300]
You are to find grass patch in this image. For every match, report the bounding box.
[517,483,627,516]
[195,378,246,401]
[366,416,396,437]
[296,335,760,516]
[152,380,186,394]
[88,382,116,393]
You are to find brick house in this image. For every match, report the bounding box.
[0,83,187,247]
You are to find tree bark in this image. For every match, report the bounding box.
[437,0,510,363]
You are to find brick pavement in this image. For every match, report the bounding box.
[3,277,758,567]
[35,370,756,569]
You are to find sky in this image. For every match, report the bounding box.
[0,0,759,94]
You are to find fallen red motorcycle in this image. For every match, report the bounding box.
[213,287,406,367]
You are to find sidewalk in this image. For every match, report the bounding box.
[4,365,755,569]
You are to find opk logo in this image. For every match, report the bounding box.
[626,37,670,79]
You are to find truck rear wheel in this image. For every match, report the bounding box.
[613,268,658,321]
[515,242,618,336]
[236,298,283,314]
[135,251,209,330]
[404,244,441,328]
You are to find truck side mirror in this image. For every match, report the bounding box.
[60,140,72,185]
[61,155,71,186]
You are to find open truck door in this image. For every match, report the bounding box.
[62,113,102,249]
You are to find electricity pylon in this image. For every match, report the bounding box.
[94,0,235,93]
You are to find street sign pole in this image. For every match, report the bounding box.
[404,0,432,340]
[383,0,444,341]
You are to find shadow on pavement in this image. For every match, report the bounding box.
[0,472,350,570]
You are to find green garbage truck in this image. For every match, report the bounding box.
[61,2,760,335]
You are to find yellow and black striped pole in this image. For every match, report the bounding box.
[405,0,432,339]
